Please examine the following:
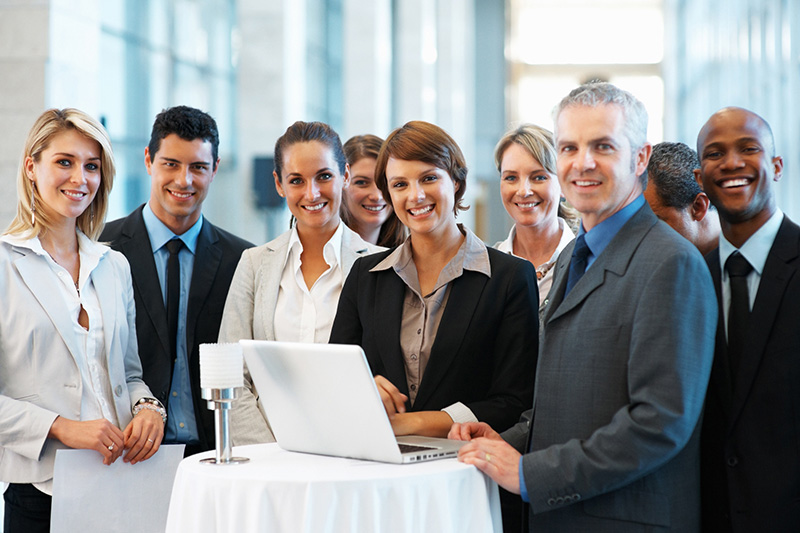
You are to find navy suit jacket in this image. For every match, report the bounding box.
[100,205,253,452]
[329,246,538,433]
[701,215,800,532]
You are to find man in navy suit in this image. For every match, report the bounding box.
[101,106,252,455]
[696,107,800,532]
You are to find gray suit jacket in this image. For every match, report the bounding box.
[502,203,717,532]
[218,225,383,444]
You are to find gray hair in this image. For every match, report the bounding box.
[647,142,708,210]
[553,81,649,151]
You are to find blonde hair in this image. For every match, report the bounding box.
[494,123,580,230]
[5,108,115,241]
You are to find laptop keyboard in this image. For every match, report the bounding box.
[398,443,437,454]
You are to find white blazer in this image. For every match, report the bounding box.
[0,236,152,485]
[219,224,383,444]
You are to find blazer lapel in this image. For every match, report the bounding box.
[187,220,222,357]
[341,226,371,273]
[92,252,125,422]
[706,249,734,413]
[542,242,571,325]
[729,219,800,427]
[93,252,118,362]
[260,232,291,340]
[547,203,657,324]
[414,270,488,409]
[374,270,408,395]
[118,210,171,357]
[13,250,82,368]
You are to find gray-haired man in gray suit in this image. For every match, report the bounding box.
[450,82,717,532]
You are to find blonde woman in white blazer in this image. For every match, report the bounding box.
[0,109,164,533]
[219,121,382,445]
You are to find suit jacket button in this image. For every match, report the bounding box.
[547,498,556,506]
[726,457,739,467]
[574,493,581,501]
[114,385,123,396]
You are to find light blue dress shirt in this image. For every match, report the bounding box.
[519,194,646,503]
[142,204,203,445]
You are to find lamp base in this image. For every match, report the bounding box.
[200,456,250,465]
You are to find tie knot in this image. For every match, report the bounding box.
[572,234,590,261]
[166,239,184,255]
[725,251,752,278]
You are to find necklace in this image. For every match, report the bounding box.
[536,261,555,281]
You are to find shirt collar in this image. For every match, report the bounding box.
[580,194,645,259]
[371,224,491,278]
[1,230,108,273]
[284,222,344,269]
[142,202,203,254]
[719,209,784,276]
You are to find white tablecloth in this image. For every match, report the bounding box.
[166,443,501,533]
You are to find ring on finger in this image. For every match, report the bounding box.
[147,438,154,444]
[108,443,115,451]
[485,453,491,462]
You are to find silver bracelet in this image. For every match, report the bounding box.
[133,397,167,425]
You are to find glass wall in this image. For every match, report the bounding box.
[666,0,800,218]
[507,0,665,141]
[97,0,237,220]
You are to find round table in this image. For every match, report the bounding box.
[166,443,501,532]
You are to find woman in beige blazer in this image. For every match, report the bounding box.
[219,121,383,444]
[0,109,164,532]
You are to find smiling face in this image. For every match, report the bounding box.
[343,157,392,233]
[556,104,650,230]
[275,140,347,237]
[696,108,782,234]
[26,129,102,228]
[146,133,218,235]
[499,142,561,230]
[385,158,458,240]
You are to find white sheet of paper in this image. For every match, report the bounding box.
[51,444,185,533]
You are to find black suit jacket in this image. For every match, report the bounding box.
[701,216,800,532]
[329,246,538,432]
[100,205,253,452]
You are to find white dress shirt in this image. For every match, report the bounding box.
[274,223,345,343]
[718,209,784,333]
[494,217,576,307]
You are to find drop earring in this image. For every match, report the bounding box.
[30,182,36,226]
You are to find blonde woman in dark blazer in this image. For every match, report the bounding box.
[0,109,164,532]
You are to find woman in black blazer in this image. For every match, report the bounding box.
[330,121,539,437]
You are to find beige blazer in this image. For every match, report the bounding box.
[218,225,383,444]
[0,236,152,485]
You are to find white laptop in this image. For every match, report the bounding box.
[240,339,466,464]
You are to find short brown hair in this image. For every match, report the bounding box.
[375,121,468,215]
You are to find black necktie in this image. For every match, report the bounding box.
[565,234,590,295]
[166,239,184,362]
[725,251,752,381]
